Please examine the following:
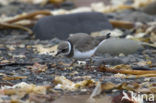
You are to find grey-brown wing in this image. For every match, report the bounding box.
[68,33,89,45]
[68,33,99,51]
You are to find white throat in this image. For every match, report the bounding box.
[65,41,72,55]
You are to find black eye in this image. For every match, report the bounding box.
[62,49,67,52]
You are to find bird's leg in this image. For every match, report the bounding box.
[87,56,94,69]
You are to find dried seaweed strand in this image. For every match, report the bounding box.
[6,10,51,24]
[0,22,33,35]
[3,76,27,80]
[136,74,156,78]
[16,21,36,27]
[109,20,135,29]
[102,5,133,13]
[100,66,156,75]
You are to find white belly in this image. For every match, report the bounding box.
[72,39,107,59]
[73,48,97,59]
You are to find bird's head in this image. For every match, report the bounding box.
[56,41,71,56]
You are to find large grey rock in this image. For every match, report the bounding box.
[33,12,113,40]
[95,38,144,55]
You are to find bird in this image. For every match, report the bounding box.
[56,33,110,59]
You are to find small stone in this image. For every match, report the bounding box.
[98,29,124,37]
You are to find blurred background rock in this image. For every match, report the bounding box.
[67,0,111,7]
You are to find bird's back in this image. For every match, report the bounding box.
[68,33,104,52]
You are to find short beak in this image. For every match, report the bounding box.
[55,50,61,56]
